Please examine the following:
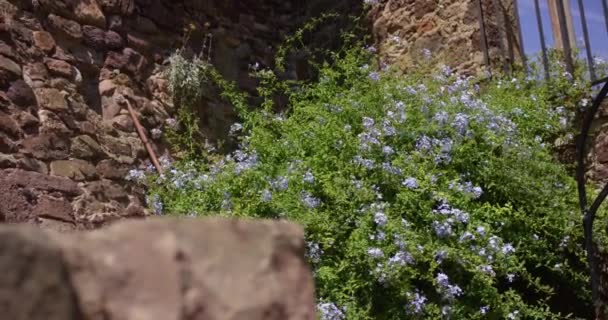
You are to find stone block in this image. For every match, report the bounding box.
[0,218,315,320]
[32,31,56,53]
[34,88,68,111]
[50,159,97,181]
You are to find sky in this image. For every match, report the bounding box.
[517,0,608,60]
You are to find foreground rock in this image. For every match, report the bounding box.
[0,217,316,320]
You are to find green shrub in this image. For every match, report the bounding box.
[131,45,603,319]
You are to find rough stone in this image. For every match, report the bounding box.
[35,88,68,111]
[47,14,83,40]
[14,110,40,132]
[23,62,49,86]
[126,32,151,52]
[74,0,106,28]
[70,134,104,159]
[38,110,71,135]
[1,168,81,195]
[0,225,80,318]
[85,179,128,202]
[104,47,148,76]
[95,159,129,180]
[0,153,18,168]
[0,133,17,153]
[21,134,70,160]
[82,25,107,49]
[97,0,135,15]
[0,218,315,320]
[32,195,74,222]
[17,157,49,174]
[45,58,74,78]
[50,78,77,94]
[50,159,97,181]
[32,31,56,53]
[98,134,132,156]
[0,56,22,81]
[105,30,124,49]
[0,111,22,138]
[7,80,36,107]
[98,79,118,96]
[0,40,17,61]
[111,114,134,131]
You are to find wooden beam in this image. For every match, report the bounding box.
[548,0,576,50]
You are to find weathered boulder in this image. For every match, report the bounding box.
[73,0,106,28]
[0,168,81,222]
[71,135,105,159]
[21,133,71,160]
[0,55,22,84]
[34,88,68,111]
[47,14,83,40]
[45,58,74,79]
[0,218,316,320]
[0,226,81,319]
[32,31,56,53]
[97,0,136,15]
[50,159,97,181]
[7,80,36,107]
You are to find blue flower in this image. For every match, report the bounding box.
[150,128,162,139]
[301,191,321,209]
[502,243,515,255]
[369,71,380,81]
[507,273,516,283]
[435,250,447,264]
[382,162,402,175]
[407,292,427,314]
[480,306,490,314]
[362,117,375,128]
[479,264,496,277]
[229,122,243,135]
[433,220,452,237]
[507,310,520,319]
[433,111,449,126]
[272,176,288,191]
[416,135,433,152]
[261,189,272,202]
[382,145,395,156]
[147,194,163,215]
[367,247,384,258]
[452,113,469,135]
[353,155,375,170]
[306,241,323,263]
[436,273,463,300]
[303,170,315,184]
[382,119,396,136]
[374,211,388,226]
[421,48,432,60]
[402,177,419,189]
[389,251,414,266]
[126,169,146,182]
[317,302,345,320]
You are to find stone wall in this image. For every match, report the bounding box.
[0,0,354,229]
[369,0,523,75]
[0,0,525,229]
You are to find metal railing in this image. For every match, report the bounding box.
[476,0,607,84]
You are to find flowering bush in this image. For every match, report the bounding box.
[137,45,600,318]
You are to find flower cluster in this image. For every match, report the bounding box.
[148,46,588,319]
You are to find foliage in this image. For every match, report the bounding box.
[128,42,607,319]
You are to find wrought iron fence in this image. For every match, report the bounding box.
[476,0,608,315]
[476,0,608,84]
